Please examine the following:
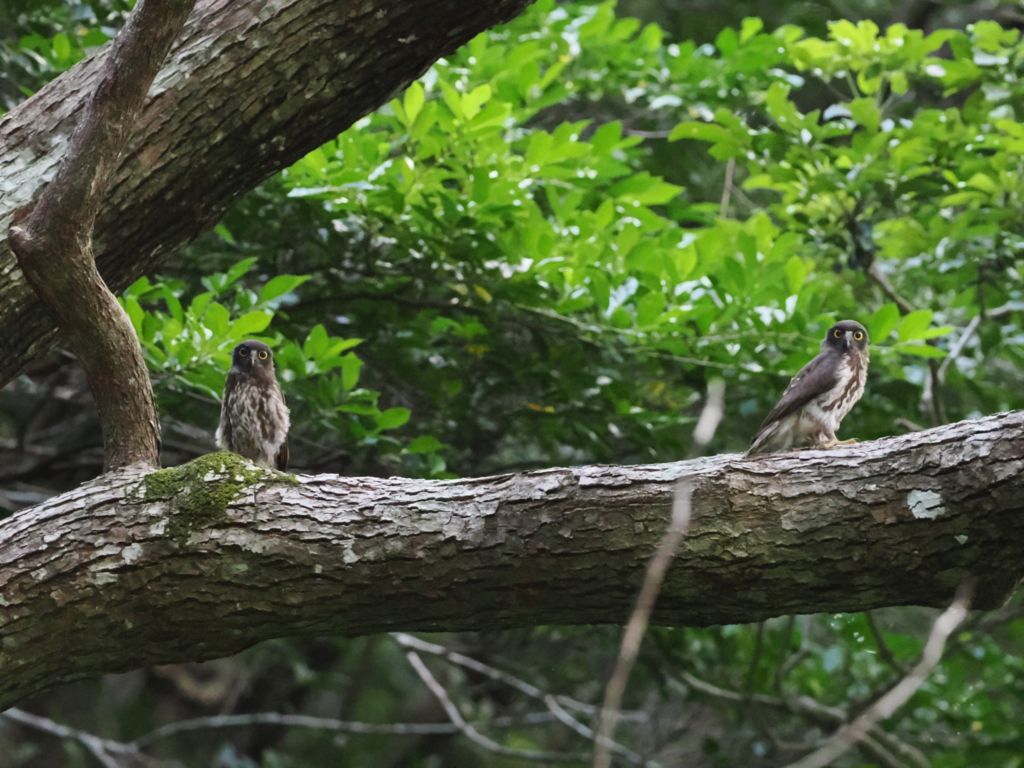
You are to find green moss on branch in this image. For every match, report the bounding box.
[135,452,295,543]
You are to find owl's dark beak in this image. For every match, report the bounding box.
[843,330,852,350]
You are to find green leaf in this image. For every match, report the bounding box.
[403,81,425,125]
[303,324,329,359]
[205,302,230,336]
[784,256,810,294]
[636,291,665,326]
[225,257,257,286]
[764,82,801,129]
[406,435,442,454]
[189,292,213,320]
[462,84,491,120]
[895,342,947,359]
[898,309,934,341]
[377,407,412,430]
[123,296,144,333]
[52,33,71,61]
[214,223,236,245]
[230,310,272,337]
[868,303,900,342]
[849,97,880,132]
[259,274,311,303]
[340,354,362,391]
[668,121,732,144]
[919,325,954,340]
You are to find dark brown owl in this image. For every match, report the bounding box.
[747,320,869,455]
[216,340,290,470]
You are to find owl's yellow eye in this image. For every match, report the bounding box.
[258,350,269,360]
[854,331,864,341]
[833,329,843,339]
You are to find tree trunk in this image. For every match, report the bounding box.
[0,0,531,387]
[2,411,1021,709]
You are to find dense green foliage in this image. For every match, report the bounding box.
[129,1,1023,476]
[2,0,1024,766]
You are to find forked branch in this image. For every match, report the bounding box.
[7,0,196,469]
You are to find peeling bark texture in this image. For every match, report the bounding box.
[0,0,533,387]
[8,0,196,471]
[2,412,1022,709]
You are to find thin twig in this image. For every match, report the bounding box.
[594,384,726,768]
[719,158,736,217]
[673,673,926,768]
[133,712,460,747]
[936,314,981,380]
[404,650,590,764]
[593,483,693,768]
[864,611,909,675]
[2,708,135,768]
[784,585,973,768]
[867,261,946,424]
[391,633,648,765]
[867,262,914,315]
[621,128,672,139]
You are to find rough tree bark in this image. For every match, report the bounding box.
[0,0,532,387]
[8,0,195,471]
[2,411,1021,709]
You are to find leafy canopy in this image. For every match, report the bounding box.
[125,1,1023,477]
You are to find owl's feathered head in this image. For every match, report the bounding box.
[822,320,868,353]
[231,340,276,373]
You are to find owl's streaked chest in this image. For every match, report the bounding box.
[809,352,867,431]
[226,378,289,461]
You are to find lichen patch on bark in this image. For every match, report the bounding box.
[134,451,294,542]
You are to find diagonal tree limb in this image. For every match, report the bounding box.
[7,0,197,469]
[0,411,1022,710]
[594,379,722,767]
[0,0,533,388]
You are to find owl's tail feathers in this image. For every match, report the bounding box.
[745,434,771,456]
[746,421,784,456]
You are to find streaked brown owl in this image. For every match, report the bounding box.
[747,320,869,455]
[215,340,290,470]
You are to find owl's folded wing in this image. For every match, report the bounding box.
[750,350,839,444]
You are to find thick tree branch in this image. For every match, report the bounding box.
[0,0,532,388]
[1,411,1022,710]
[8,0,195,470]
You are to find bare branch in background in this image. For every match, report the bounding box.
[593,484,694,768]
[132,712,461,747]
[864,611,910,676]
[391,633,650,765]
[924,303,1016,429]
[719,159,737,217]
[687,377,725,458]
[7,703,617,764]
[867,262,915,314]
[593,378,726,767]
[783,585,972,768]
[403,650,589,763]
[672,673,926,768]
[2,708,135,768]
